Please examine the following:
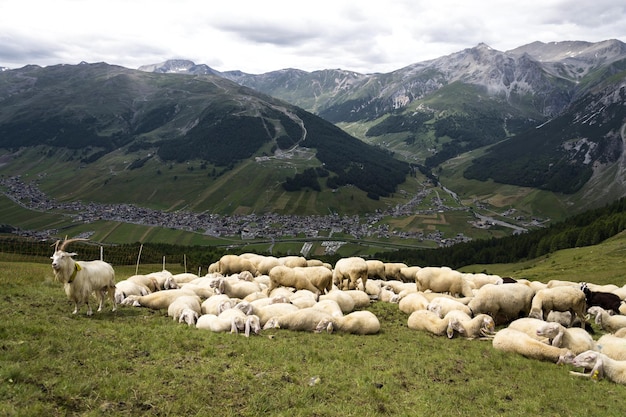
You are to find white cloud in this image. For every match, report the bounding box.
[0,0,625,73]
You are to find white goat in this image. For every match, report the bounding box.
[50,238,116,316]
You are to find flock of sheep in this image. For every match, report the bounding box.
[50,238,626,385]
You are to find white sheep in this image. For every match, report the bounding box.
[172,272,200,285]
[319,290,356,314]
[333,311,381,335]
[587,306,626,333]
[298,266,333,295]
[263,308,335,333]
[268,265,324,296]
[145,270,178,290]
[383,262,408,281]
[594,334,626,360]
[365,260,386,280]
[406,309,465,338]
[528,286,587,328]
[253,302,300,326]
[121,288,195,310]
[167,295,202,326]
[278,255,308,268]
[461,272,503,289]
[444,310,496,339]
[289,290,318,309]
[492,328,575,364]
[196,312,246,334]
[114,279,151,304]
[333,257,368,291]
[467,283,535,325]
[126,274,159,292]
[398,292,429,315]
[427,296,472,318]
[214,254,258,276]
[50,238,117,315]
[535,322,595,354]
[343,290,372,309]
[415,266,474,298]
[212,276,261,299]
[201,294,237,315]
[570,350,626,384]
[311,299,344,318]
[399,266,422,283]
[507,317,553,341]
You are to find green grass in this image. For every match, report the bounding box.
[3,236,626,416]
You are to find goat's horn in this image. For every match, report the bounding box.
[59,237,89,251]
[51,240,61,251]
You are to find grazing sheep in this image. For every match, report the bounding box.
[383,262,408,282]
[167,295,201,326]
[263,308,335,333]
[333,311,381,335]
[581,282,623,314]
[594,334,626,360]
[268,265,324,296]
[122,288,195,310]
[399,266,422,283]
[301,266,334,295]
[444,310,495,339]
[255,256,281,276]
[492,328,575,364]
[415,266,474,298]
[427,296,472,318]
[528,286,587,328]
[279,255,308,268]
[398,292,429,314]
[467,283,535,325]
[333,257,368,291]
[215,254,258,276]
[365,260,386,280]
[536,322,595,354]
[406,309,465,338]
[50,238,117,315]
[570,350,626,384]
[587,306,626,333]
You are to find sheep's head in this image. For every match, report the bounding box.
[314,318,334,334]
[536,322,561,339]
[570,350,600,369]
[263,317,280,330]
[179,308,199,326]
[479,315,496,336]
[447,318,466,339]
[244,315,261,337]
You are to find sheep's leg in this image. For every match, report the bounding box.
[85,301,93,316]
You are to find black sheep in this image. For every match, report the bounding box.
[581,283,623,315]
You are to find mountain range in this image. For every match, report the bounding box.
[1,39,625,244]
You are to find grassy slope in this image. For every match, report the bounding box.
[2,234,626,416]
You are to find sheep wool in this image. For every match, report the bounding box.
[492,328,574,364]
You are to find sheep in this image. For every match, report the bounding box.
[444,311,496,339]
[172,272,200,285]
[114,279,151,304]
[300,266,333,295]
[267,265,324,296]
[201,294,237,315]
[611,285,626,301]
[214,254,258,276]
[333,311,381,335]
[145,270,178,290]
[461,272,503,289]
[212,276,262,299]
[50,238,117,315]
[587,306,626,333]
[253,303,300,326]
[319,290,355,314]
[126,274,160,292]
[398,292,429,314]
[399,266,421,283]
[406,309,465,338]
[121,288,195,310]
[167,295,202,326]
[427,296,472,318]
[492,328,575,364]
[196,313,245,334]
[365,260,386,280]
[415,266,474,298]
[570,350,626,384]
[535,322,595,354]
[263,308,335,333]
[383,262,408,282]
[343,289,372,309]
[255,256,281,275]
[507,317,553,341]
[614,327,626,338]
[289,290,318,309]
[594,334,626,360]
[581,282,623,314]
[311,299,344,318]
[333,257,368,291]
[467,283,535,325]
[528,286,587,328]
[278,255,308,268]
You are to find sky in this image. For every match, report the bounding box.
[1,0,625,74]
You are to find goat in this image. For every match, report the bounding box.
[51,238,116,315]
[581,282,622,315]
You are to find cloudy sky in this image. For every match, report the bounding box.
[1,0,625,74]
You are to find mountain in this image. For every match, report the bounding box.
[0,63,409,215]
[141,40,626,202]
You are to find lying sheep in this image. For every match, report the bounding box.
[333,311,381,335]
[268,265,324,296]
[145,270,179,290]
[398,292,429,314]
[588,306,626,333]
[114,279,151,304]
[167,295,201,326]
[333,257,368,291]
[343,290,372,309]
[121,288,195,310]
[570,350,626,384]
[462,272,503,289]
[427,296,472,318]
[467,283,535,325]
[126,274,159,292]
[213,276,262,299]
[492,328,575,364]
[415,266,474,298]
[536,322,595,354]
[507,317,553,341]
[319,290,355,314]
[594,334,626,360]
[444,311,495,339]
[263,308,335,333]
[406,309,465,338]
[201,294,237,315]
[253,302,300,326]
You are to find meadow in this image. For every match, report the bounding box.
[2,233,626,416]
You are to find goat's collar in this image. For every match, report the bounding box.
[68,263,82,283]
